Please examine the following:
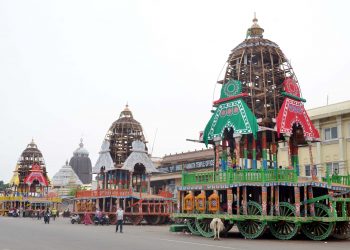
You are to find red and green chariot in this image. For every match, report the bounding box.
[172,16,350,241]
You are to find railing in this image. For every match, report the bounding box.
[0,196,61,202]
[158,190,174,198]
[76,189,131,198]
[322,174,350,186]
[182,168,298,186]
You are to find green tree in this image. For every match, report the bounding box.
[0,180,10,191]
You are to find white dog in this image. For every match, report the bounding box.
[210,218,225,240]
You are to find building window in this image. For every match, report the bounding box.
[305,165,310,176]
[326,162,339,175]
[324,127,338,141]
[305,165,316,177]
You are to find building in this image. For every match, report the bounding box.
[52,161,83,196]
[150,149,214,195]
[278,100,350,177]
[69,139,92,184]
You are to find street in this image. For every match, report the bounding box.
[0,217,348,250]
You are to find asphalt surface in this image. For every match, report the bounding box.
[0,217,349,250]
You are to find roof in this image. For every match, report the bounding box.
[24,164,49,186]
[52,161,83,187]
[307,100,350,120]
[92,140,115,174]
[121,141,158,173]
[73,138,89,156]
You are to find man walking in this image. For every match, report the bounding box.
[115,207,124,233]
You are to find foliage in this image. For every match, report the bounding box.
[0,180,10,191]
[68,185,87,196]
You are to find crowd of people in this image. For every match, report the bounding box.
[7,207,60,222]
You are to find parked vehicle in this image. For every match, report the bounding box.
[70,214,81,224]
[94,215,110,225]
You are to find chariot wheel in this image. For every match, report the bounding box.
[127,215,143,225]
[186,218,200,235]
[144,215,161,225]
[158,216,167,224]
[195,218,215,238]
[268,202,299,240]
[237,201,267,239]
[301,203,335,240]
[222,220,234,233]
[332,221,350,240]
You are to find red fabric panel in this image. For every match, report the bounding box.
[276,98,320,141]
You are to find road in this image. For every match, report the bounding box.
[0,217,348,250]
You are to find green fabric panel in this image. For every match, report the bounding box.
[203,99,258,146]
[220,79,242,99]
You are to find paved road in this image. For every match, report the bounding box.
[0,217,348,250]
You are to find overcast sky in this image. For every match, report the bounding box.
[0,0,349,182]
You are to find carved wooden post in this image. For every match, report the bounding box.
[227,188,233,215]
[235,135,242,169]
[243,186,248,215]
[270,185,274,215]
[236,186,240,215]
[308,186,315,217]
[275,186,280,216]
[294,186,300,217]
[262,186,267,215]
[262,131,268,170]
[252,137,257,169]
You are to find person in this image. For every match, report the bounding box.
[115,207,124,233]
[51,208,57,221]
[44,208,51,224]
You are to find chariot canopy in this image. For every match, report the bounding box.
[24,164,49,186]
[92,140,115,174]
[276,78,320,141]
[203,79,258,146]
[121,140,158,173]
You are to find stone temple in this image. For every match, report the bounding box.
[69,139,92,184]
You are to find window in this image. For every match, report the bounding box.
[305,165,310,176]
[324,127,338,140]
[305,165,316,177]
[326,162,339,175]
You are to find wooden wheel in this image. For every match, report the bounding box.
[195,218,215,238]
[186,218,200,235]
[237,201,267,239]
[269,202,299,240]
[158,216,167,224]
[332,221,350,240]
[301,203,335,240]
[144,215,161,225]
[128,215,143,225]
[222,220,234,233]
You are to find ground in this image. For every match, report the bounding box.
[0,217,349,250]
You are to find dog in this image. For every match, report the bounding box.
[210,218,224,240]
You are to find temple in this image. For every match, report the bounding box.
[69,139,92,184]
[52,161,83,196]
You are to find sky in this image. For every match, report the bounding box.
[0,0,349,182]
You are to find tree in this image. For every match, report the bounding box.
[0,180,10,191]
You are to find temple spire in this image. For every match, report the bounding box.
[246,13,264,39]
